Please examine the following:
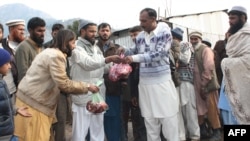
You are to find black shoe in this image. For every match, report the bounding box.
[200,122,211,139]
[208,128,221,141]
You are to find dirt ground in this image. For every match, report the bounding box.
[65,122,224,141]
[65,122,133,141]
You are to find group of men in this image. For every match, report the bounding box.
[0,5,250,141]
[170,5,250,141]
[0,13,145,141]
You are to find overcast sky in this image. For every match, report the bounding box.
[0,0,249,29]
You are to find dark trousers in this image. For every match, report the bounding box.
[104,95,122,141]
[122,99,148,141]
[131,104,147,141]
[122,100,131,141]
[51,93,71,141]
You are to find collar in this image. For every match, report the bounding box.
[3,37,19,51]
[96,39,116,53]
[54,48,67,58]
[97,39,112,47]
[78,37,96,46]
[27,38,42,53]
[143,22,165,37]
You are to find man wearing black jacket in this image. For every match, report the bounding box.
[0,19,26,102]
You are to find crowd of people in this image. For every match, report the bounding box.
[0,5,249,141]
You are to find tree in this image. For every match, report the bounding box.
[67,20,80,37]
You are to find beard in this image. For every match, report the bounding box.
[228,19,244,35]
[99,34,110,42]
[192,42,201,49]
[13,34,25,43]
[84,35,95,45]
[31,36,44,47]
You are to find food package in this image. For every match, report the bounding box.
[86,80,108,113]
[108,54,132,81]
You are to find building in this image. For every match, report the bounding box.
[111,9,229,48]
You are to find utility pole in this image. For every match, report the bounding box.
[158,7,160,20]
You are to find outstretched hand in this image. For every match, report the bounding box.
[106,55,122,64]
[124,56,133,64]
[17,106,32,117]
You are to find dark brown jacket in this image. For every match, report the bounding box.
[97,40,122,96]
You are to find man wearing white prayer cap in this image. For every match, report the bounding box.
[221,5,250,124]
[0,19,26,104]
[5,19,25,27]
[228,6,247,15]
[4,19,26,46]
[227,5,248,35]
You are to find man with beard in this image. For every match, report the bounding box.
[0,19,25,103]
[14,29,100,141]
[15,17,46,83]
[70,20,121,141]
[189,31,221,141]
[96,23,125,141]
[221,6,250,124]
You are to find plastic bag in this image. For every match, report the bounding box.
[108,54,132,82]
[108,64,120,81]
[86,80,108,113]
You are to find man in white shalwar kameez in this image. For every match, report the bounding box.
[177,42,200,141]
[122,8,179,141]
[70,19,121,141]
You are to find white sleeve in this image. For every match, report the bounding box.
[179,42,192,64]
[70,46,106,71]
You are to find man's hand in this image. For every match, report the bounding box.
[17,106,32,117]
[131,97,138,107]
[124,56,133,64]
[88,84,99,93]
[200,87,208,100]
[105,55,122,64]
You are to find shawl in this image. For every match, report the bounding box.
[221,23,250,124]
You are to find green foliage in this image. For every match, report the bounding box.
[67,20,80,37]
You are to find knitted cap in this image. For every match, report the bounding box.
[78,19,93,32]
[189,31,202,40]
[171,27,184,40]
[0,48,11,67]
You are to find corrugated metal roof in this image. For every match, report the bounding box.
[166,9,228,20]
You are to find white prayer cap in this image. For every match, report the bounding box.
[5,19,25,27]
[229,6,247,15]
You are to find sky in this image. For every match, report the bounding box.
[0,0,250,29]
